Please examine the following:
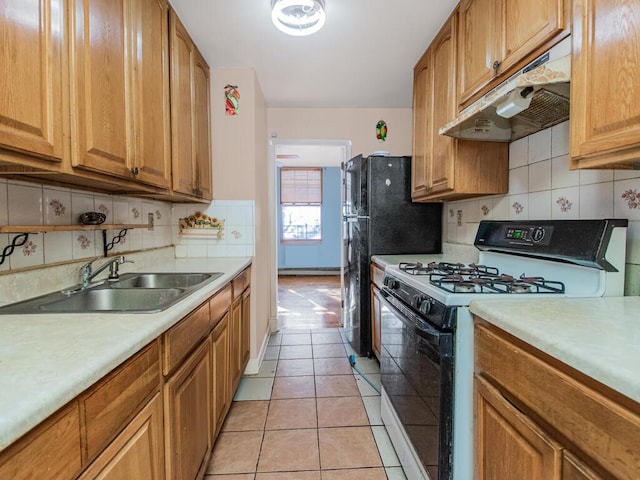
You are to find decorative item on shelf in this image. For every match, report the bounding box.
[79,211,106,225]
[179,212,224,238]
[225,84,240,115]
[376,119,387,142]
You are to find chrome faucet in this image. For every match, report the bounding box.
[79,256,133,289]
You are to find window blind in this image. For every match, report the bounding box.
[280,167,322,205]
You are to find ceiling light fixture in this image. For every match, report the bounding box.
[271,0,326,37]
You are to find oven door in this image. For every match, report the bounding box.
[379,288,454,480]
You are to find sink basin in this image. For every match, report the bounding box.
[38,288,185,313]
[0,271,224,314]
[112,272,222,289]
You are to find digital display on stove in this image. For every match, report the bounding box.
[504,226,553,246]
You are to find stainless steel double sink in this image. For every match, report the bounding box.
[0,272,223,314]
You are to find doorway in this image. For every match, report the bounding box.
[268,139,352,332]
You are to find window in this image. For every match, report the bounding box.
[280,167,322,242]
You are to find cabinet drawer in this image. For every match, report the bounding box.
[371,263,385,289]
[232,267,250,298]
[163,301,211,375]
[0,403,82,480]
[81,341,160,462]
[475,322,640,479]
[210,284,232,328]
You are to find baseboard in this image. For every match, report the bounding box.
[278,268,340,276]
[243,325,270,375]
[270,314,279,333]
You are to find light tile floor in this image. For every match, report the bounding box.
[205,328,407,479]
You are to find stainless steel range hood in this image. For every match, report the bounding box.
[440,38,571,142]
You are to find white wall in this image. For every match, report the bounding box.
[444,121,640,296]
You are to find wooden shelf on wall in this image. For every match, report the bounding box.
[0,224,151,234]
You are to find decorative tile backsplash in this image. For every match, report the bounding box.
[0,179,173,271]
[444,121,640,295]
[172,200,256,258]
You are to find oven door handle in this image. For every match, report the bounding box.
[380,288,444,347]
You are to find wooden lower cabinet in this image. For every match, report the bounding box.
[370,285,382,359]
[79,394,164,480]
[164,339,212,480]
[0,403,82,480]
[475,320,640,480]
[475,376,562,479]
[211,312,230,437]
[241,288,251,368]
[229,296,243,394]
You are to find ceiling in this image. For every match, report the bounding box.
[168,0,458,108]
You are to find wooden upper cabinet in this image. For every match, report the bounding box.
[0,0,65,164]
[429,16,457,196]
[170,9,213,200]
[458,0,498,108]
[194,51,213,200]
[411,51,433,200]
[412,11,508,202]
[130,0,172,189]
[499,0,565,75]
[570,0,640,169]
[70,0,134,178]
[458,0,566,107]
[70,0,172,188]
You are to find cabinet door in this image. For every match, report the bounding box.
[241,289,251,367]
[229,296,243,394]
[194,50,213,200]
[458,0,499,106]
[370,285,381,359]
[79,394,164,480]
[0,403,81,480]
[411,51,432,200]
[429,14,457,196]
[0,0,65,164]
[130,0,171,189]
[475,375,562,480]
[70,0,134,178]
[170,10,196,196]
[211,313,230,438]
[498,0,565,75]
[570,0,640,168]
[164,340,212,480]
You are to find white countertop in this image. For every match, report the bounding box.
[0,257,251,451]
[470,296,640,404]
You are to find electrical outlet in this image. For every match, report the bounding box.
[456,210,463,227]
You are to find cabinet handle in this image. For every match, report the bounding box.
[492,60,500,75]
[131,167,139,176]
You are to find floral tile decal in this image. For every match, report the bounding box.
[481,204,490,216]
[22,240,37,256]
[556,196,573,213]
[621,188,639,209]
[231,230,241,239]
[512,202,524,215]
[77,234,91,250]
[449,208,454,218]
[49,199,66,216]
[97,204,109,217]
[155,209,162,220]
[131,207,140,219]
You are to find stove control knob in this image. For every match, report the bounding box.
[384,277,399,290]
[419,298,433,315]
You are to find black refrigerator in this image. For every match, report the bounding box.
[342,154,442,356]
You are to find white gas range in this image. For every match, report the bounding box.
[378,219,628,480]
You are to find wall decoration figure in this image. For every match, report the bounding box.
[376,119,388,142]
[225,84,240,115]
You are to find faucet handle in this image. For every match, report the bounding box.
[80,256,100,280]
